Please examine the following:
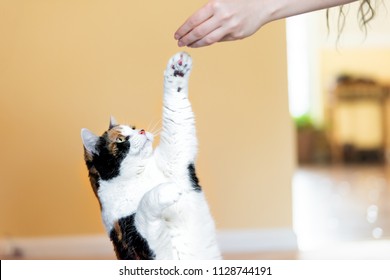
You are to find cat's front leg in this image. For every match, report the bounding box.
[134,182,183,259]
[156,52,197,176]
[136,182,183,220]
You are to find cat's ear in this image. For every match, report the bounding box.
[109,115,117,129]
[81,128,99,155]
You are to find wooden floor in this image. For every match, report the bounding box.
[224,240,390,260]
[2,164,390,260]
[228,164,390,260]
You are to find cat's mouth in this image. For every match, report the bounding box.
[137,129,154,141]
[133,132,153,154]
[144,130,154,143]
[141,138,152,149]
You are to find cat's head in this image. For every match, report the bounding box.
[81,116,154,181]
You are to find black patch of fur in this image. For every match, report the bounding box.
[110,214,155,260]
[188,163,202,192]
[174,70,184,77]
[93,133,130,180]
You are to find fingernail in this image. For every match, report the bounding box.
[174,33,180,40]
[178,40,185,47]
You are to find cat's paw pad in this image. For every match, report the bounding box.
[157,183,183,209]
[165,52,192,80]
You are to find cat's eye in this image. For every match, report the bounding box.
[116,136,125,143]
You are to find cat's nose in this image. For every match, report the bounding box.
[139,129,145,135]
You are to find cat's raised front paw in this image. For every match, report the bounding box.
[165,52,192,80]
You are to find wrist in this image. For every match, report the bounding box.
[264,0,359,23]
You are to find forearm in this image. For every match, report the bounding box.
[159,96,197,157]
[156,98,198,176]
[266,0,358,23]
[175,0,360,48]
[156,52,198,171]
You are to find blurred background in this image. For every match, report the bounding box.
[0,0,389,259]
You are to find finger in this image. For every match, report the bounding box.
[174,3,214,40]
[177,16,221,47]
[187,27,227,48]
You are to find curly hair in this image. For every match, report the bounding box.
[326,0,376,38]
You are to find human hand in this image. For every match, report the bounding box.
[174,0,269,48]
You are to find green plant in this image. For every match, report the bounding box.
[293,114,314,129]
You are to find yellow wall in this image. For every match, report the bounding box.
[0,0,294,237]
[321,48,390,85]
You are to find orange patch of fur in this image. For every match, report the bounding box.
[106,128,124,156]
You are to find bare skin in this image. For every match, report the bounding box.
[174,0,358,48]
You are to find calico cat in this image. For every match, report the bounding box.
[81,52,221,260]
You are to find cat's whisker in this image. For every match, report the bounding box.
[152,126,162,132]
[147,119,155,131]
[151,127,162,137]
[151,123,161,134]
[148,119,162,133]
[148,119,162,137]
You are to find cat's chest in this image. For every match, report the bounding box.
[97,165,167,232]
[99,179,147,209]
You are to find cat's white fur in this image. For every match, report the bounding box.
[82,52,221,260]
